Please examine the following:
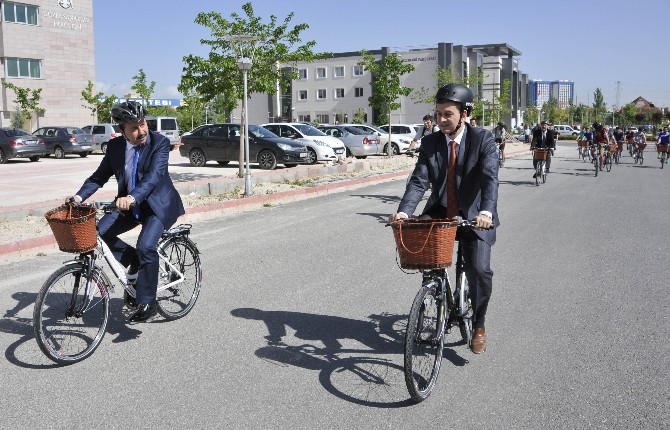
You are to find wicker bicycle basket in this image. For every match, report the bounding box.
[533,149,549,161]
[608,143,618,153]
[44,204,97,253]
[637,143,647,151]
[391,218,458,269]
[659,144,669,153]
[577,140,588,147]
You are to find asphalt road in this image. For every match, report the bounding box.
[0,144,668,429]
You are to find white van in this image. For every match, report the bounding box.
[146,116,180,145]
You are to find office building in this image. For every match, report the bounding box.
[1,0,94,130]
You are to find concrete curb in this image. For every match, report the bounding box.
[0,144,530,260]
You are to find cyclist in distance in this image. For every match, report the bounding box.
[592,122,608,169]
[530,121,556,177]
[67,101,185,323]
[494,121,506,162]
[613,126,624,157]
[408,114,439,157]
[389,83,499,354]
[657,126,670,161]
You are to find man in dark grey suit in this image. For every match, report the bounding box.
[390,84,499,354]
[69,101,185,323]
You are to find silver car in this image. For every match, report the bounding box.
[317,125,381,158]
[32,126,98,159]
[82,123,122,154]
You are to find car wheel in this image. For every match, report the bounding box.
[284,163,297,168]
[384,143,399,156]
[189,149,206,167]
[0,149,6,164]
[346,148,353,158]
[306,148,317,165]
[54,146,65,159]
[101,143,108,154]
[216,160,230,165]
[355,156,367,159]
[79,152,89,158]
[258,150,278,170]
[29,156,41,162]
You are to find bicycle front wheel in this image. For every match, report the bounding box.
[606,155,612,172]
[404,281,445,403]
[156,237,202,320]
[33,263,110,365]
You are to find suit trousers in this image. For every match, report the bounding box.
[97,208,166,305]
[458,229,493,329]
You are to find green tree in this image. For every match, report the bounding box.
[489,79,512,127]
[2,82,45,129]
[80,80,116,123]
[352,107,367,124]
[180,2,328,176]
[592,88,606,123]
[10,106,26,129]
[131,69,156,105]
[358,50,414,156]
[619,104,637,127]
[525,104,540,126]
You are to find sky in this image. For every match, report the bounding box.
[93,0,670,108]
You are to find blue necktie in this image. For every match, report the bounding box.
[130,145,141,219]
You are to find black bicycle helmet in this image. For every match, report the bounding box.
[111,101,147,125]
[592,121,603,132]
[435,83,474,114]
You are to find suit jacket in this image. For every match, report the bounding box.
[76,131,185,228]
[530,128,556,149]
[398,123,500,245]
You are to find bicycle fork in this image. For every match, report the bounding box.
[67,253,107,319]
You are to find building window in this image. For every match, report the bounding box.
[353,65,364,76]
[3,2,38,25]
[316,114,330,124]
[334,66,345,78]
[335,88,345,99]
[316,89,327,100]
[6,57,41,78]
[298,114,311,123]
[298,90,308,100]
[298,68,307,80]
[355,87,364,97]
[316,67,326,79]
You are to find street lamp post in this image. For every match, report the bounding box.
[238,56,253,196]
[481,98,487,128]
[227,34,260,197]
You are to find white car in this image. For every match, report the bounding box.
[339,123,412,155]
[553,124,580,137]
[261,123,346,164]
[379,124,426,154]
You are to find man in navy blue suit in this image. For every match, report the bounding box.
[390,84,499,354]
[69,101,185,322]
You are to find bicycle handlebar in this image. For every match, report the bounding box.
[387,216,494,230]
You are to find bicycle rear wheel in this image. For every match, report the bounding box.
[33,263,110,365]
[156,237,202,320]
[404,281,445,403]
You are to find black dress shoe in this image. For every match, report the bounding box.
[128,302,158,323]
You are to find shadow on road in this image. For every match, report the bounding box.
[231,308,469,407]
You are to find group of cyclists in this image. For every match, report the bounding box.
[576,122,660,168]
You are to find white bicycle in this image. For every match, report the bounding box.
[33,202,202,365]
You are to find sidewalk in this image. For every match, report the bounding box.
[0,140,529,260]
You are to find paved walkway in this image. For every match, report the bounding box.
[0,140,530,259]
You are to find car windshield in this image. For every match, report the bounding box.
[249,125,279,138]
[66,127,86,134]
[4,129,29,137]
[293,124,327,136]
[352,125,385,135]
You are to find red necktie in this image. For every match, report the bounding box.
[446,140,459,219]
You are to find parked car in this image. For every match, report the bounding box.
[179,123,309,169]
[32,126,98,158]
[339,123,412,155]
[0,128,47,164]
[262,122,346,164]
[182,124,212,137]
[552,124,580,137]
[317,125,381,158]
[378,124,421,154]
[81,123,121,154]
[146,116,180,145]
